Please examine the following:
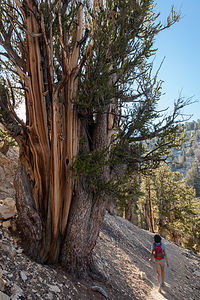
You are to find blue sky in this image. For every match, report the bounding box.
[153,0,200,122]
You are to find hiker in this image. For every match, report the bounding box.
[149,234,169,292]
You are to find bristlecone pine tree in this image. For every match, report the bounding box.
[0,0,191,278]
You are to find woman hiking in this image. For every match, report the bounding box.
[149,234,169,292]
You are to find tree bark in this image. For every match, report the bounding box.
[14,165,43,260]
[158,218,165,237]
[191,224,200,253]
[60,108,110,277]
[144,177,154,233]
[125,198,134,222]
[61,176,108,278]
[148,177,154,233]
[144,203,151,231]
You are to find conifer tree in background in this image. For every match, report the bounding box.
[186,162,200,197]
[0,0,191,278]
[115,173,142,223]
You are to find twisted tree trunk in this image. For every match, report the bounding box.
[1,0,111,278]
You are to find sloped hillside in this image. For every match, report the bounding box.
[1,213,200,300]
[0,149,200,300]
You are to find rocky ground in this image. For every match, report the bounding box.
[0,148,200,300]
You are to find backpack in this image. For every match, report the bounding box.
[154,243,164,260]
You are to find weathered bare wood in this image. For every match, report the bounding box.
[14,166,43,259]
[58,0,70,77]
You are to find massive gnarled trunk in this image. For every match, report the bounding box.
[4,0,111,276]
[0,0,117,279]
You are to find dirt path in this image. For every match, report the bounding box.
[147,286,168,300]
[147,284,173,300]
[146,274,179,300]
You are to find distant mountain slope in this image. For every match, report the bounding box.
[167,120,200,197]
[170,120,200,176]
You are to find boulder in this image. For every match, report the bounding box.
[0,291,10,300]
[0,148,18,200]
[0,198,16,220]
[0,277,6,292]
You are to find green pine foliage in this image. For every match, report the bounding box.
[67,0,190,198]
[115,173,143,217]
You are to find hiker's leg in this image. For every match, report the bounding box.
[155,263,160,284]
[161,266,165,283]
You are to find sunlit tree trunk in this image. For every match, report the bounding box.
[158,218,165,237]
[148,177,155,232]
[144,177,154,232]
[125,198,134,222]
[144,202,151,231]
